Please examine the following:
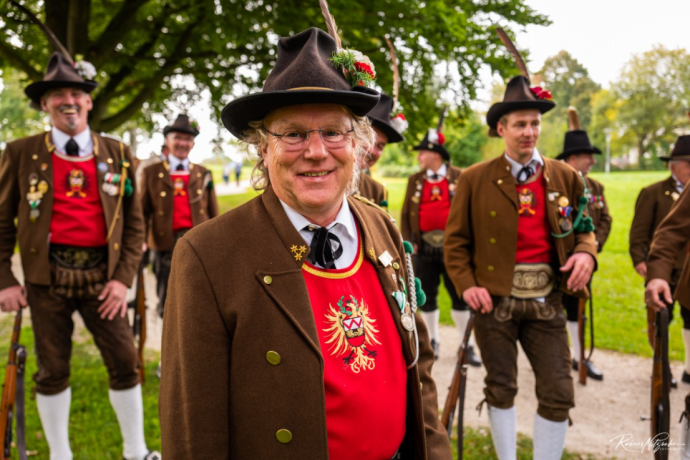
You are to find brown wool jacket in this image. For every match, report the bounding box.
[159,186,452,460]
[647,186,690,308]
[357,170,386,207]
[585,176,612,252]
[140,160,219,252]
[0,131,144,290]
[443,155,597,298]
[400,165,463,247]
[629,176,686,270]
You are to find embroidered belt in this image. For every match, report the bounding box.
[49,244,107,270]
[421,229,445,249]
[511,263,555,299]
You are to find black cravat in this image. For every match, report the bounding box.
[176,164,185,171]
[516,165,534,184]
[306,225,343,269]
[429,173,439,180]
[65,138,79,157]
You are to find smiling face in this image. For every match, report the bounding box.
[497,109,542,164]
[41,87,92,136]
[566,152,597,176]
[366,126,388,167]
[262,104,357,225]
[165,132,196,161]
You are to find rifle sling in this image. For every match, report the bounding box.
[15,346,27,460]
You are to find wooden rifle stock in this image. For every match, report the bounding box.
[651,307,670,460]
[441,312,475,458]
[133,264,147,384]
[1,310,23,460]
[578,297,587,385]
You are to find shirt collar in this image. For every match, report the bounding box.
[51,126,93,157]
[672,174,685,193]
[168,155,190,172]
[279,195,357,242]
[504,148,543,179]
[426,163,447,178]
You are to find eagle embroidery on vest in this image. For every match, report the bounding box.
[66,169,88,198]
[324,295,381,373]
[518,187,536,216]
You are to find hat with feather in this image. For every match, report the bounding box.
[556,107,602,160]
[221,0,380,139]
[659,111,690,161]
[412,108,449,161]
[486,28,555,134]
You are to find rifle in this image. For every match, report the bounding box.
[1,309,28,460]
[577,297,587,385]
[441,311,475,458]
[651,307,670,460]
[132,263,147,384]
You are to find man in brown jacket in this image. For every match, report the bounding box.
[557,111,612,381]
[444,71,596,459]
[631,135,690,383]
[0,52,158,460]
[645,171,690,457]
[160,27,451,459]
[356,93,405,208]
[400,117,481,366]
[140,114,218,319]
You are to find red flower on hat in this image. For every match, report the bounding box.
[393,113,406,121]
[354,62,375,81]
[437,133,446,145]
[530,86,552,100]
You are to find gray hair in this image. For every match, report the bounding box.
[241,107,375,194]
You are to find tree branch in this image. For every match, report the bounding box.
[0,41,42,80]
[89,0,155,66]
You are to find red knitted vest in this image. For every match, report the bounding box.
[419,178,451,232]
[515,168,554,263]
[170,172,193,232]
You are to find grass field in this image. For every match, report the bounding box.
[1,170,675,459]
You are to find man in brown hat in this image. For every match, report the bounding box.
[444,59,597,457]
[400,118,481,366]
[159,25,451,459]
[630,134,690,383]
[557,109,612,381]
[357,93,406,208]
[0,52,159,460]
[645,180,690,458]
[140,115,218,322]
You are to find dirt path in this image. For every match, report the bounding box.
[5,254,685,458]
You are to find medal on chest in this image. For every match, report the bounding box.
[102,172,122,196]
[325,295,379,373]
[173,177,187,196]
[26,173,47,222]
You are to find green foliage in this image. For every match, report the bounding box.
[0,69,47,148]
[0,0,549,137]
[329,49,375,88]
[444,110,487,167]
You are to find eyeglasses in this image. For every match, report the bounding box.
[263,126,355,147]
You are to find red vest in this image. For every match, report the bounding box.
[170,172,193,233]
[515,168,554,264]
[50,152,107,247]
[302,230,407,460]
[419,178,451,232]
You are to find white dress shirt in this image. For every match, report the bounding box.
[426,163,447,180]
[280,196,358,268]
[168,155,190,172]
[51,126,93,157]
[504,148,544,180]
[672,174,686,194]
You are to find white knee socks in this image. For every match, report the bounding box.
[451,310,475,347]
[567,321,580,363]
[533,413,568,460]
[487,405,517,460]
[421,310,440,344]
[109,385,149,460]
[36,388,73,460]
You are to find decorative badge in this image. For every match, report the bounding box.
[66,169,87,198]
[330,49,376,88]
[290,245,307,261]
[518,188,536,216]
[324,296,380,373]
[672,192,680,202]
[173,177,187,196]
[430,185,442,201]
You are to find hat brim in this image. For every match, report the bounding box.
[369,117,404,143]
[659,154,690,162]
[221,87,380,139]
[163,126,200,137]
[556,146,603,160]
[25,80,98,106]
[412,143,449,161]
[486,100,555,129]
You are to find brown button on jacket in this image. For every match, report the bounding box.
[585,176,612,252]
[629,175,686,270]
[159,186,452,459]
[356,170,386,206]
[140,160,219,252]
[647,186,690,308]
[0,131,144,289]
[443,155,597,297]
[400,166,462,247]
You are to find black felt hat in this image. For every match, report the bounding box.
[557,131,602,160]
[659,136,690,161]
[25,52,98,107]
[163,114,200,137]
[486,76,555,130]
[367,94,404,143]
[412,129,449,161]
[221,28,380,139]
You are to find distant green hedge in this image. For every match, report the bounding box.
[376,164,419,178]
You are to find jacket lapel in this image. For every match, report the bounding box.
[493,155,518,209]
[543,159,564,234]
